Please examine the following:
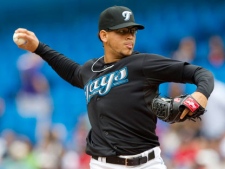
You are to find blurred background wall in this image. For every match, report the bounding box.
[0,0,225,168]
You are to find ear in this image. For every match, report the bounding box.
[99,30,108,42]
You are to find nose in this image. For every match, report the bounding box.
[126,33,135,39]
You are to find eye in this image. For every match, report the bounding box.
[131,28,138,34]
[130,29,137,34]
[114,27,138,35]
[117,29,128,34]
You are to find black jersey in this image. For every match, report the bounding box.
[35,43,214,156]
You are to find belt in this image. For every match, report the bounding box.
[92,150,155,166]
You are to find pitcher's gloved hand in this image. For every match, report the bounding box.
[151,95,206,124]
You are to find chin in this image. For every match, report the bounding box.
[119,49,133,58]
[125,50,133,55]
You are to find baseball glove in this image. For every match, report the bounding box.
[151,94,206,123]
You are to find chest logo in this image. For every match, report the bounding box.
[84,67,128,103]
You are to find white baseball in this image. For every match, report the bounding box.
[13,33,27,45]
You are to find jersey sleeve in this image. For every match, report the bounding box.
[142,54,214,98]
[34,42,84,88]
[191,67,214,98]
[142,54,187,83]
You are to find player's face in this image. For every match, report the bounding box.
[104,27,137,58]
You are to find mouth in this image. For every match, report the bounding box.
[124,42,133,49]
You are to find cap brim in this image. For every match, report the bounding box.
[109,22,144,30]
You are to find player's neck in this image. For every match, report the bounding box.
[104,55,120,64]
[104,51,129,63]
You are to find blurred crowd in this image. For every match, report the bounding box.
[0,34,224,169]
[158,35,225,169]
[0,116,91,169]
[0,52,91,169]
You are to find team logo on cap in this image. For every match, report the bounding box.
[122,11,132,21]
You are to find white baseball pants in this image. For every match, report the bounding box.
[90,147,167,169]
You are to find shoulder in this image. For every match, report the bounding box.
[83,58,98,67]
[133,51,170,59]
[123,52,174,67]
